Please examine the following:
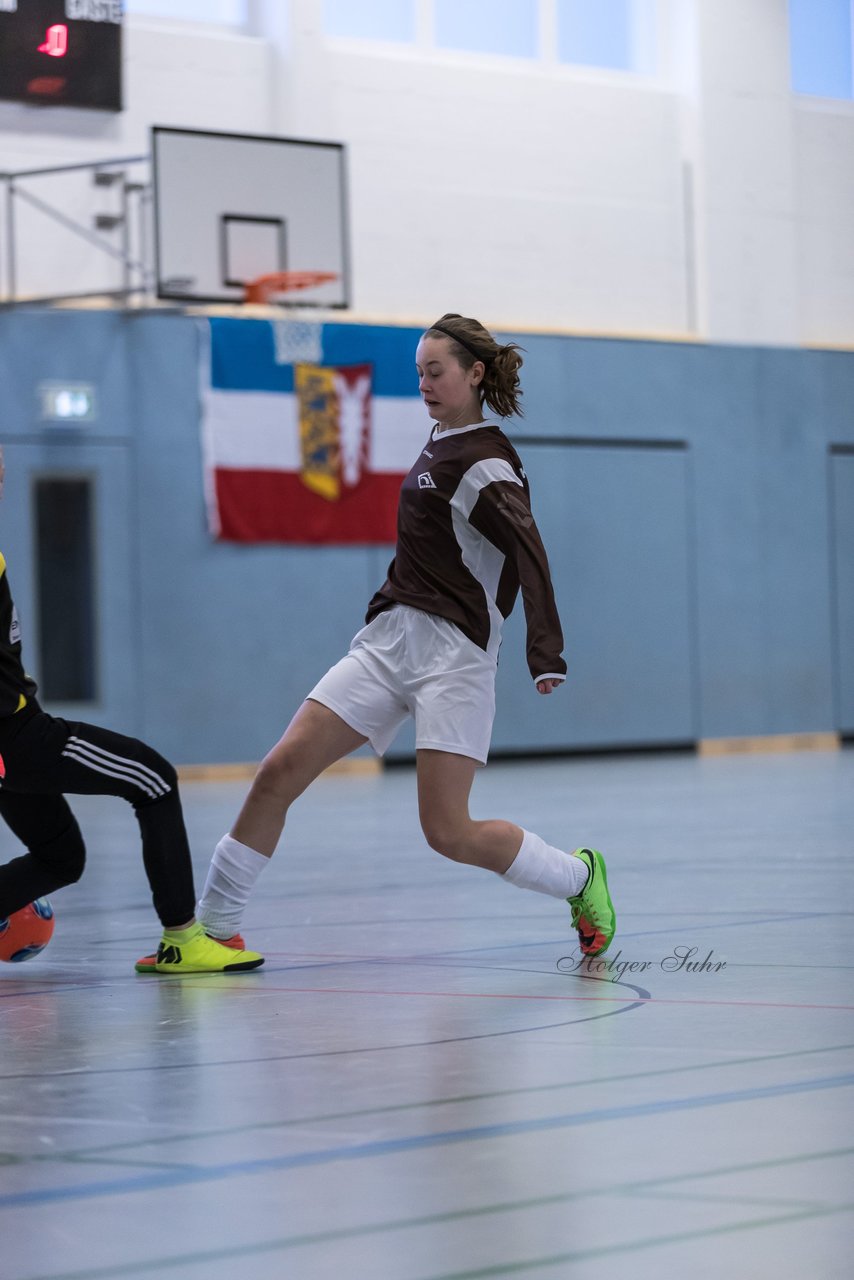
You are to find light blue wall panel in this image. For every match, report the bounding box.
[510,333,694,441]
[493,442,696,750]
[385,441,696,759]
[755,350,836,732]
[128,317,382,764]
[830,452,854,733]
[678,344,779,737]
[1,310,852,761]
[813,350,854,443]
[1,439,139,732]
[0,310,133,442]
[0,310,139,732]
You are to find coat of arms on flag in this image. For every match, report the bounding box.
[295,363,372,502]
[200,318,427,544]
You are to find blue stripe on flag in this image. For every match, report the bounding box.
[209,318,294,393]
[208,319,423,398]
[323,324,423,397]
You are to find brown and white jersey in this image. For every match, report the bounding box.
[366,421,566,683]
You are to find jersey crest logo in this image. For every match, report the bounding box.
[417,472,437,489]
[9,605,20,645]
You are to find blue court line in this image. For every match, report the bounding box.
[2,1071,852,1210]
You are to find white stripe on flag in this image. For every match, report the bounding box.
[202,389,301,471]
[373,398,432,471]
[201,390,430,475]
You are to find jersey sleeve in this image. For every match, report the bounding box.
[464,463,567,684]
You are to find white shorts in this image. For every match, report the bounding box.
[308,604,497,763]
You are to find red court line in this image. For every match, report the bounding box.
[250,982,854,1014]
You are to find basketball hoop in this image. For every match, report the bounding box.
[243,270,338,366]
[243,270,337,305]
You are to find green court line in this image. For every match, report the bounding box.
[15,1155,854,1280]
[623,1187,824,1210]
[610,1145,854,1190]
[13,1040,854,1171]
[418,1204,854,1280]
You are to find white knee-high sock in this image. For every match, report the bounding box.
[501,830,589,899]
[197,834,269,938]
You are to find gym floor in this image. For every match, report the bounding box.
[1,746,852,1280]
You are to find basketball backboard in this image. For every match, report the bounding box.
[151,126,349,307]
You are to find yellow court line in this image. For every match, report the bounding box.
[176,757,381,782]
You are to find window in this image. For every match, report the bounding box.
[557,0,655,74]
[125,0,248,24]
[322,0,416,43]
[35,478,96,703]
[319,0,656,72]
[435,0,538,59]
[789,0,853,98]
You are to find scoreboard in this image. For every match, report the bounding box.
[0,1,122,111]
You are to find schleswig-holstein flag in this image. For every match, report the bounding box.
[201,318,428,543]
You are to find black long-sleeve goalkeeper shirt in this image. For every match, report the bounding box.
[0,553,38,717]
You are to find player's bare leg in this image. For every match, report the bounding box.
[415,749,524,872]
[415,748,614,954]
[194,701,367,942]
[232,699,368,856]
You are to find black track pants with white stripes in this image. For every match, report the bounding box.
[0,702,196,926]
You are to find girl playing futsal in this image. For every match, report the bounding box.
[0,447,263,975]
[185,313,615,962]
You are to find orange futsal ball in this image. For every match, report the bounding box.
[0,898,55,963]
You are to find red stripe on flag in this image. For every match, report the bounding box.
[213,469,402,544]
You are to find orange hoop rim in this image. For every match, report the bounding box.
[243,270,338,304]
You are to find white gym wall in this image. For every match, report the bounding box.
[0,0,852,344]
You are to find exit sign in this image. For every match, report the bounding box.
[39,382,97,422]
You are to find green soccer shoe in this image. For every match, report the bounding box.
[567,848,616,957]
